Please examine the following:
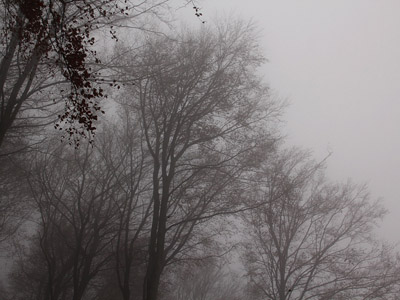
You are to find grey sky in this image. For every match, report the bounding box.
[190,0,400,242]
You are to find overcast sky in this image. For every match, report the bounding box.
[184,0,400,242]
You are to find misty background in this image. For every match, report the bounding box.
[2,0,400,299]
[189,0,400,243]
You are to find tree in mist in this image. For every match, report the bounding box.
[0,0,170,150]
[0,154,30,243]
[162,260,244,300]
[3,13,400,300]
[242,148,400,300]
[117,20,281,300]
[9,139,124,300]
[97,116,152,300]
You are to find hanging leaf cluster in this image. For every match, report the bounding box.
[3,0,129,146]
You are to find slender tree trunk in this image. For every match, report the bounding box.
[143,158,173,300]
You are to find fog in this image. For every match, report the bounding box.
[198,0,400,242]
[2,1,400,298]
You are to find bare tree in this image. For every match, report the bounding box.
[97,114,153,300]
[162,260,245,300]
[0,154,30,243]
[9,138,122,300]
[117,19,281,300]
[242,148,400,300]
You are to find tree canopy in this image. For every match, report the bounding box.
[1,4,400,300]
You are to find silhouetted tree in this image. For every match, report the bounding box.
[117,19,281,300]
[10,139,122,300]
[0,0,169,150]
[97,114,152,300]
[0,153,30,243]
[242,148,400,300]
[162,260,244,300]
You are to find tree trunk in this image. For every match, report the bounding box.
[143,161,172,300]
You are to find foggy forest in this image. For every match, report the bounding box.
[1,1,400,300]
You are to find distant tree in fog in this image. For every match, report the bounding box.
[0,154,30,243]
[97,116,152,300]
[162,260,244,300]
[242,148,400,300]
[10,139,121,300]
